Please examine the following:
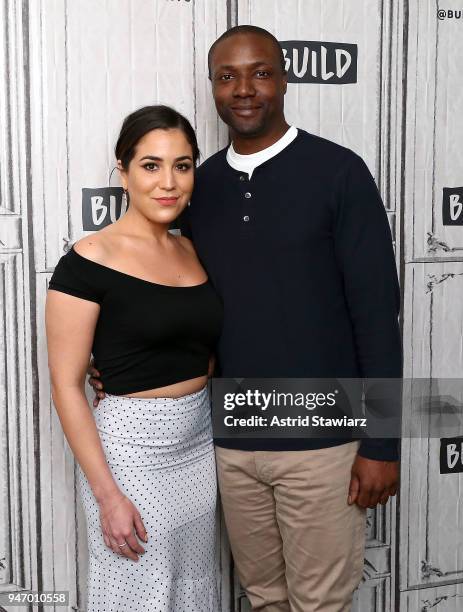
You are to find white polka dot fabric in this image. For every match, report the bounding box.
[77,386,219,611]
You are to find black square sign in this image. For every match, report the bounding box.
[82,187,127,231]
[442,187,463,225]
[440,437,463,474]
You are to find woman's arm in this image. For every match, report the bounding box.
[46,290,119,500]
[45,290,147,559]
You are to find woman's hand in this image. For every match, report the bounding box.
[87,358,106,407]
[98,491,148,561]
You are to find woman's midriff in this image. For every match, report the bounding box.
[121,374,208,399]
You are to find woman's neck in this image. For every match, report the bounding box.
[112,207,172,245]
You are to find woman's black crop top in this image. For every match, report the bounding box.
[48,245,223,395]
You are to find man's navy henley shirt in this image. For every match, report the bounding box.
[180,128,403,461]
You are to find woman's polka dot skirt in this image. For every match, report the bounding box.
[77,386,219,611]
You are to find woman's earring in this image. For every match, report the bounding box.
[121,189,129,214]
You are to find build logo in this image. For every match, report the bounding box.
[82,187,127,230]
[440,437,463,474]
[279,41,357,84]
[443,188,463,226]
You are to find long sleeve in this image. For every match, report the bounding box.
[334,153,403,461]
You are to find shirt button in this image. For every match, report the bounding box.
[244,192,252,199]
[243,215,250,222]
[239,175,246,181]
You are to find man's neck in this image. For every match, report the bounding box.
[231,120,291,155]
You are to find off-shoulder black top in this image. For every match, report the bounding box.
[48,245,223,395]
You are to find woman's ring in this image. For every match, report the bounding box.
[118,542,128,548]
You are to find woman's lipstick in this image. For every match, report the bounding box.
[154,197,179,206]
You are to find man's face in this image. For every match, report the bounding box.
[209,33,287,137]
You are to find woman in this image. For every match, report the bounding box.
[45,105,223,611]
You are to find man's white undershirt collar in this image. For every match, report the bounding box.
[226,125,298,179]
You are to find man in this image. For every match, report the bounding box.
[90,25,401,611]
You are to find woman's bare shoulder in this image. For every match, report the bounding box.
[72,232,111,264]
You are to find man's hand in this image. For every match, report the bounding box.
[348,455,399,508]
[87,358,105,407]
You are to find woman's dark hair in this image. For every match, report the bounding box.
[115,105,200,169]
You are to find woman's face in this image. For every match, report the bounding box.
[119,128,194,225]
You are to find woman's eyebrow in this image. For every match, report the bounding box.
[139,155,193,162]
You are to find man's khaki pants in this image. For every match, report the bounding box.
[215,441,366,612]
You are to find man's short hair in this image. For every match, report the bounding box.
[207,25,287,79]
